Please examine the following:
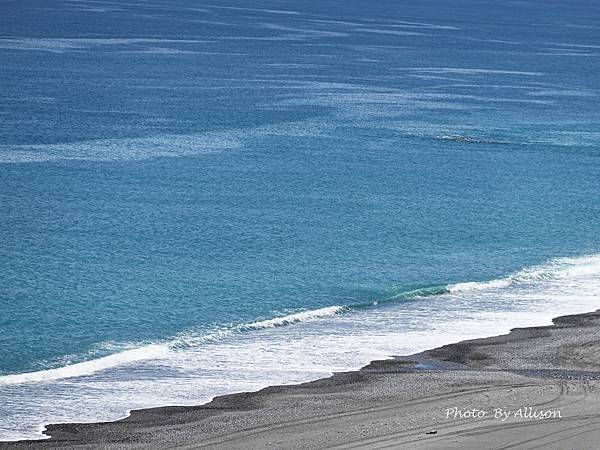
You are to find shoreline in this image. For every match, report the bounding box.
[4,309,600,449]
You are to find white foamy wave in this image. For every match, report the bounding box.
[0,307,345,386]
[171,306,346,349]
[513,254,600,282]
[448,254,600,294]
[0,344,168,386]
[242,306,345,330]
[448,278,513,293]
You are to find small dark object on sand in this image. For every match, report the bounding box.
[426,430,438,435]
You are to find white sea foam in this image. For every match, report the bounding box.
[386,20,460,30]
[514,255,600,281]
[526,89,595,97]
[0,117,342,164]
[0,345,168,386]
[260,24,348,39]
[529,131,600,147]
[448,278,513,293]
[0,307,344,386]
[0,132,242,163]
[352,28,426,36]
[0,65,566,165]
[449,255,600,293]
[546,42,600,50]
[199,5,301,15]
[242,306,345,330]
[0,38,212,52]
[399,67,544,76]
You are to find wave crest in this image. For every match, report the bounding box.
[0,345,168,386]
[448,254,600,294]
[241,306,345,330]
[0,307,345,385]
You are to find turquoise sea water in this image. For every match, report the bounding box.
[1,0,599,440]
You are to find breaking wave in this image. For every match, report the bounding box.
[1,254,598,387]
[0,307,345,386]
[0,345,168,386]
[242,306,346,330]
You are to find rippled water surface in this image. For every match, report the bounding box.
[1,0,599,440]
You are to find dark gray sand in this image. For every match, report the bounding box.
[4,310,600,449]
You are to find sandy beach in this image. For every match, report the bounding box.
[2,309,600,449]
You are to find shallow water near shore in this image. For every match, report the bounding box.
[1,0,600,441]
[2,255,600,440]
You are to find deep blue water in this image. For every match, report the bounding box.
[1,0,599,440]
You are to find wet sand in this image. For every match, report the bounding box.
[4,310,600,449]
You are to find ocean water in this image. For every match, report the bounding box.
[1,0,599,441]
